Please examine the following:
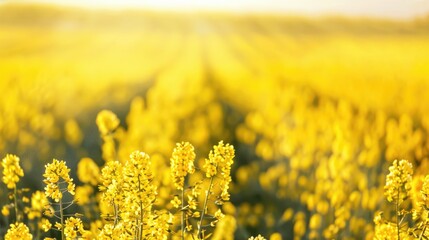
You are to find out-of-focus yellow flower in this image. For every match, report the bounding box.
[75,185,94,206]
[170,141,196,190]
[269,232,282,240]
[212,215,236,240]
[384,159,413,204]
[64,118,83,146]
[309,214,322,230]
[77,157,100,186]
[5,222,32,240]
[96,110,120,136]
[27,190,49,219]
[2,205,10,216]
[281,208,294,222]
[43,159,75,202]
[1,154,24,189]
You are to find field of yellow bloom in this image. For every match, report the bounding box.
[2,3,429,239]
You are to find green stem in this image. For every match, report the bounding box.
[396,189,400,240]
[197,176,214,239]
[14,186,20,222]
[138,174,143,240]
[181,188,185,240]
[60,197,65,240]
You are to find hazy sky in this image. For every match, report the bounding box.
[3,0,429,19]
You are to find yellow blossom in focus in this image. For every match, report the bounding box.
[43,159,75,202]
[5,222,32,240]
[40,218,52,232]
[249,235,267,240]
[64,217,85,240]
[99,160,123,205]
[171,196,181,208]
[384,159,413,204]
[2,154,24,189]
[203,141,235,201]
[170,141,196,190]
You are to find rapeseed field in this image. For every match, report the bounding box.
[1,3,429,239]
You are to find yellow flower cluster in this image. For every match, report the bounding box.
[248,235,266,240]
[98,151,161,239]
[77,157,100,186]
[64,217,86,240]
[1,154,24,189]
[96,110,121,162]
[96,110,120,136]
[25,190,49,219]
[204,141,235,201]
[374,159,429,239]
[43,159,75,202]
[5,6,429,239]
[384,159,413,203]
[170,141,196,190]
[5,222,32,240]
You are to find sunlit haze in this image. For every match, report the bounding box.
[3,0,429,19]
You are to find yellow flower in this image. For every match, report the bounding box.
[214,209,225,220]
[96,110,120,136]
[2,205,10,216]
[99,160,123,205]
[249,235,267,240]
[5,222,32,240]
[43,204,55,217]
[27,191,49,220]
[203,141,235,201]
[188,195,197,210]
[212,215,236,240]
[170,142,196,190]
[384,159,413,204]
[171,196,181,208]
[64,217,85,240]
[269,233,283,240]
[123,151,157,211]
[55,222,63,230]
[1,154,24,189]
[43,159,75,202]
[77,157,100,186]
[64,118,83,146]
[75,185,94,206]
[40,218,52,232]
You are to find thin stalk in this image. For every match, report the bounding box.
[419,225,427,240]
[396,188,400,240]
[14,186,20,222]
[60,197,65,240]
[197,176,214,239]
[113,203,118,227]
[181,188,185,240]
[139,175,143,240]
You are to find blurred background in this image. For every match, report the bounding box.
[1,0,429,239]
